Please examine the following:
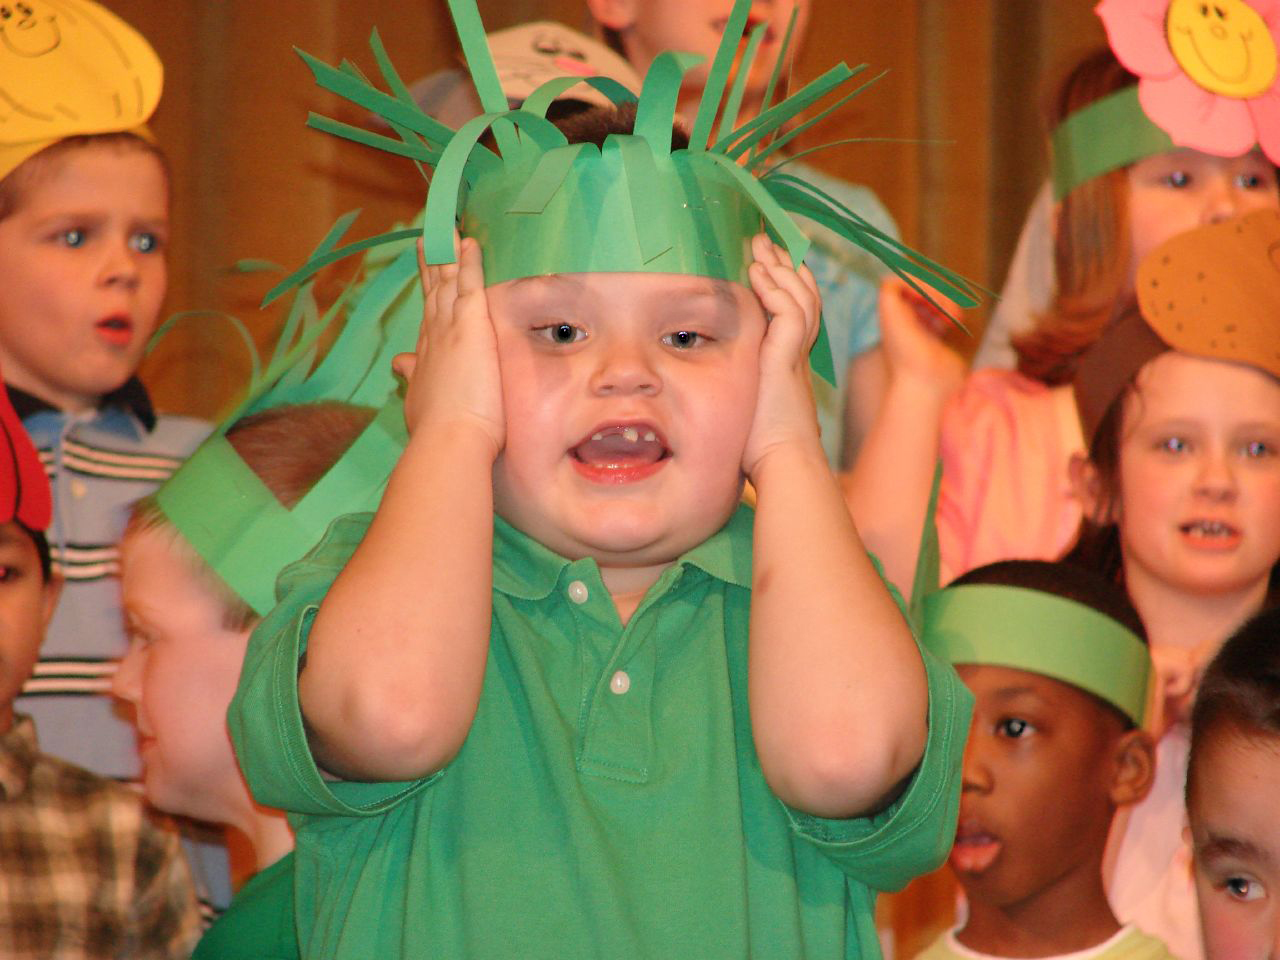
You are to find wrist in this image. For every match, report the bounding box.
[747,434,830,492]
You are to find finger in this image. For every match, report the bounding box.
[391,352,418,381]
[454,236,486,300]
[757,258,820,348]
[749,262,808,357]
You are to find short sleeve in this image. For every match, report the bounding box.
[228,512,434,818]
[784,643,972,892]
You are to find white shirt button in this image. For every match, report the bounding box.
[567,580,589,604]
[610,670,631,695]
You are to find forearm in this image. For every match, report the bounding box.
[299,422,497,781]
[750,438,928,818]
[840,373,954,595]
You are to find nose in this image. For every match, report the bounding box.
[1201,172,1248,225]
[1193,447,1238,502]
[588,336,662,397]
[960,731,992,793]
[99,237,142,291]
[110,638,143,703]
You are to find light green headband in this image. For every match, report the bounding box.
[153,215,421,615]
[1050,86,1175,201]
[924,584,1151,726]
[263,0,979,385]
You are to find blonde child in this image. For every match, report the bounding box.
[1186,606,1280,959]
[1066,210,1280,958]
[846,28,1279,592]
[227,2,974,956]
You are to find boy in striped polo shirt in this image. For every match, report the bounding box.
[0,0,216,911]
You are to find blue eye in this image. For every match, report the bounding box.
[535,323,584,344]
[664,330,703,349]
[1161,171,1191,188]
[1235,173,1264,189]
[1243,440,1274,458]
[1158,436,1190,454]
[130,232,161,254]
[59,228,86,247]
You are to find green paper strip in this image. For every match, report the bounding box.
[749,68,884,170]
[508,143,589,215]
[446,0,519,159]
[750,6,799,165]
[717,63,854,159]
[1051,86,1174,201]
[306,113,440,166]
[614,135,676,264]
[261,228,420,307]
[715,23,766,146]
[635,51,703,151]
[691,0,753,151]
[924,584,1151,726]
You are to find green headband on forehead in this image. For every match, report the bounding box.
[924,585,1151,727]
[263,0,979,385]
[1050,86,1175,201]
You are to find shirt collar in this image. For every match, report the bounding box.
[6,377,157,432]
[491,502,754,600]
[0,715,39,801]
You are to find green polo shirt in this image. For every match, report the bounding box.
[229,505,971,959]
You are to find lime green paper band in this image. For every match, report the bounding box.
[924,585,1150,726]
[1051,86,1174,201]
[157,399,407,615]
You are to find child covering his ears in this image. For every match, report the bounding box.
[230,2,977,956]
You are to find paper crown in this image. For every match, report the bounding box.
[0,368,52,533]
[0,0,163,180]
[924,584,1151,726]
[153,217,421,616]
[1074,208,1280,444]
[265,0,978,385]
[1052,0,1280,199]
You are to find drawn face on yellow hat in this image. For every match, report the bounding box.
[1166,0,1278,99]
[0,0,162,179]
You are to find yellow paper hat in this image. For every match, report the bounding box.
[0,0,162,179]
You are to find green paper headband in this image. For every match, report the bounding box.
[1051,86,1175,201]
[924,585,1151,726]
[266,0,979,385]
[152,216,423,616]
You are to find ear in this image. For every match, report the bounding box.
[40,573,63,634]
[585,0,639,31]
[1068,452,1110,524]
[1109,728,1156,807]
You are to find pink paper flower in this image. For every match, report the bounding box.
[1097,0,1280,164]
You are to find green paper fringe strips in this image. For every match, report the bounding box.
[924,585,1152,727]
[156,215,421,616]
[269,0,979,385]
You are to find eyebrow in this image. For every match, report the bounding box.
[1197,832,1274,868]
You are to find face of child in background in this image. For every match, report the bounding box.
[1189,729,1280,959]
[487,271,764,572]
[1114,353,1280,602]
[950,664,1133,909]
[587,0,810,103]
[0,522,58,735]
[0,142,168,412]
[113,526,253,826]
[1127,149,1278,279]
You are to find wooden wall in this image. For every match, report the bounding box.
[106,0,1108,418]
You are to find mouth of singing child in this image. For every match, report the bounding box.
[569,422,670,484]
[95,313,134,347]
[1178,518,1242,549]
[950,823,1002,874]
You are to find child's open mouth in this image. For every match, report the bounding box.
[569,422,670,484]
[950,825,1002,874]
[1179,518,1242,550]
[95,314,134,347]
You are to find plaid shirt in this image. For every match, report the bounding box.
[0,715,202,959]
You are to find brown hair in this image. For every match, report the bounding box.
[0,132,168,222]
[1187,606,1280,806]
[1012,49,1138,385]
[127,401,378,630]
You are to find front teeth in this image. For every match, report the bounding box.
[1187,521,1231,537]
[590,428,659,443]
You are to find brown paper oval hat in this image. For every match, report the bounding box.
[1074,208,1280,446]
